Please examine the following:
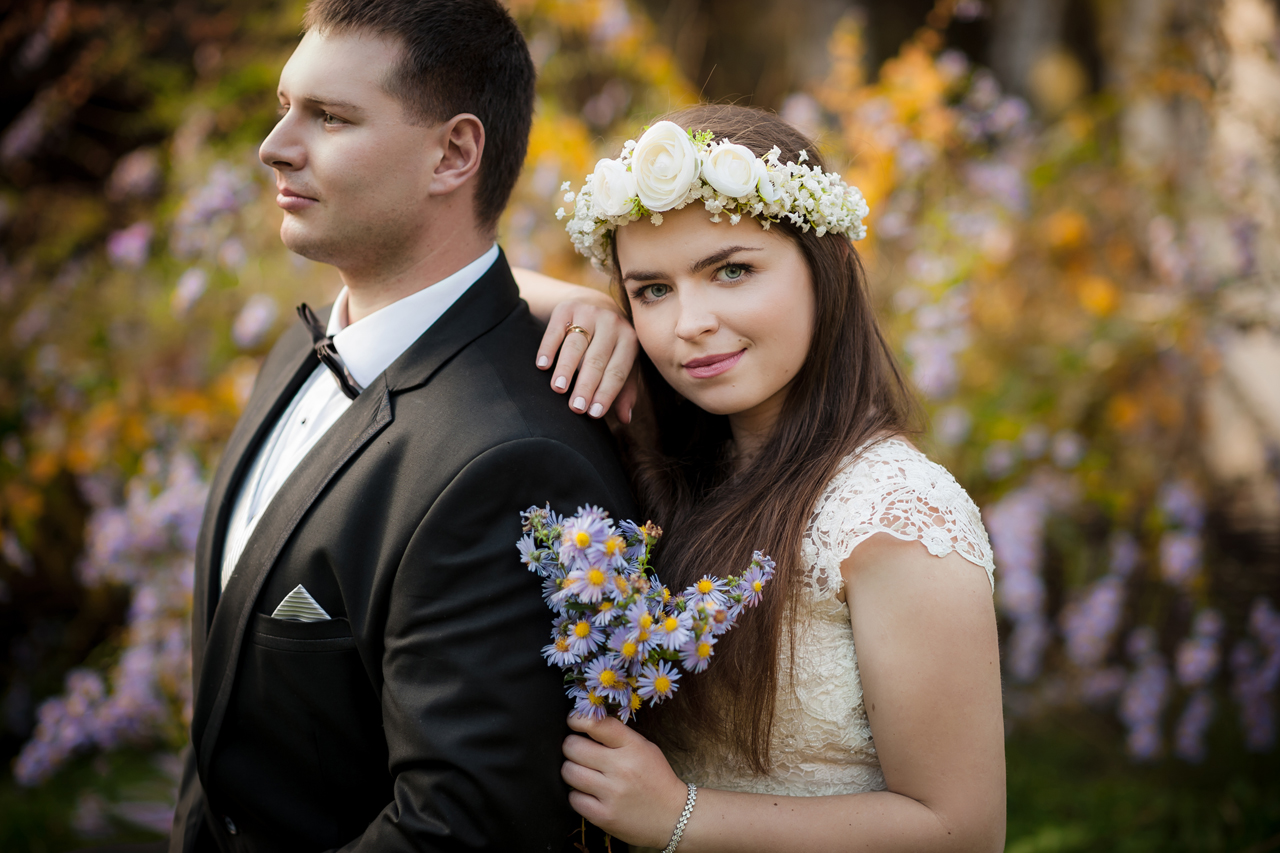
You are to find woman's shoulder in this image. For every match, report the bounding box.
[808,436,995,588]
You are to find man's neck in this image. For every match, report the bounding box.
[338,227,494,325]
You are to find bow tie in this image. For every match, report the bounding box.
[296,303,363,400]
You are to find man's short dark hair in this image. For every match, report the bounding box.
[303,0,535,232]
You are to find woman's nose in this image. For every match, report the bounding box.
[674,294,718,341]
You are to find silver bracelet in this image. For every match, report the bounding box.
[662,783,698,853]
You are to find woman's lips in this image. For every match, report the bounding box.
[276,188,317,211]
[683,349,745,379]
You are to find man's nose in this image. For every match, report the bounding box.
[259,112,303,171]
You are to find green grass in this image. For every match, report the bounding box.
[1005,712,1280,852]
[2,717,1277,852]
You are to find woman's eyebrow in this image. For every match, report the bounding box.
[622,245,764,284]
[689,245,762,274]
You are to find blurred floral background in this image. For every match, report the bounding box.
[1,0,1278,849]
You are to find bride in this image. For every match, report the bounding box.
[518,104,1005,852]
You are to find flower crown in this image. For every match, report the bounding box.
[556,120,870,270]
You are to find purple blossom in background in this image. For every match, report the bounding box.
[1174,690,1215,763]
[107,148,162,201]
[1160,480,1205,530]
[1020,425,1049,460]
[1120,626,1170,760]
[14,453,207,786]
[1176,610,1223,688]
[107,222,154,269]
[170,162,258,259]
[171,268,208,317]
[934,405,972,447]
[1081,667,1127,703]
[1061,575,1125,670]
[1051,430,1086,469]
[983,441,1019,479]
[904,289,970,399]
[1160,531,1202,588]
[1231,598,1280,752]
[985,475,1073,682]
[232,294,279,349]
[217,237,248,270]
[965,161,1027,213]
[1109,532,1141,579]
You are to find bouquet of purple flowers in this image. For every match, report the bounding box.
[518,504,775,722]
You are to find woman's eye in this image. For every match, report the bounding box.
[718,264,748,281]
[637,283,671,302]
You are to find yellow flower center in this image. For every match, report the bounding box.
[621,641,638,658]
[752,580,763,592]
[574,531,591,548]
[697,642,712,658]
[604,535,624,556]
[599,669,618,688]
[638,628,650,641]
[696,579,714,594]
[573,621,591,638]
[588,689,605,706]
[663,616,678,632]
[631,692,642,710]
[599,601,613,612]
[662,587,671,603]
[587,568,605,586]
[615,576,629,592]
[640,613,653,630]
[556,637,571,652]
[654,675,671,694]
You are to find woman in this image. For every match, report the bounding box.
[519,104,1005,853]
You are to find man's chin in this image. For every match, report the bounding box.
[279,223,339,267]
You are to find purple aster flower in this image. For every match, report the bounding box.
[568,686,608,721]
[517,533,538,570]
[590,599,621,627]
[651,610,693,651]
[559,507,613,571]
[565,617,604,657]
[737,566,768,607]
[637,660,681,705]
[563,565,615,604]
[687,575,729,609]
[679,632,717,673]
[607,627,646,674]
[542,631,580,667]
[584,655,630,702]
[623,600,657,652]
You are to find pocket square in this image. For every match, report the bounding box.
[271,584,331,622]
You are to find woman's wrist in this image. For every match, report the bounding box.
[662,783,698,852]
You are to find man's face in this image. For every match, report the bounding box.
[260,29,440,271]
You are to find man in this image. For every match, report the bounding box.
[170,1,634,849]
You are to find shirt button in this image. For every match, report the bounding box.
[224,815,238,835]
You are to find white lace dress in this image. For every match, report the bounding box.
[666,438,995,797]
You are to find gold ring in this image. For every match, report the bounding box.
[566,323,592,344]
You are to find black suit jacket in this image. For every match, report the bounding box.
[171,253,635,852]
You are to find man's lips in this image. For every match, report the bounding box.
[276,187,317,211]
[683,349,745,379]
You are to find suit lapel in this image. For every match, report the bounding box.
[193,377,394,777]
[191,251,522,778]
[191,323,315,678]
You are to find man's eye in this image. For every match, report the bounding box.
[322,112,342,125]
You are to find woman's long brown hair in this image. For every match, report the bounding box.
[615,104,919,773]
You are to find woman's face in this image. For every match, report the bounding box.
[616,204,815,438]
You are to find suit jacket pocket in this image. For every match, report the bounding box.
[250,613,356,652]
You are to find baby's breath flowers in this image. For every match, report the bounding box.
[519,504,775,722]
[555,119,870,270]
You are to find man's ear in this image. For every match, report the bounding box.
[427,113,484,197]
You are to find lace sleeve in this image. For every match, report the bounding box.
[802,439,996,598]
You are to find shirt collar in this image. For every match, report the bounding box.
[326,244,499,389]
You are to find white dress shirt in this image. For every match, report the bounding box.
[220,244,499,591]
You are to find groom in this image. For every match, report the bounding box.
[170,1,633,850]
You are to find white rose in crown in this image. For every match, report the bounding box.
[589,158,637,218]
[752,157,780,204]
[632,121,699,212]
[702,141,759,198]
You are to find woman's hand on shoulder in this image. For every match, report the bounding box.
[561,713,689,848]
[512,266,639,423]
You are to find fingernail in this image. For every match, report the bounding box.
[537,356,549,368]
[589,403,604,418]
[626,407,633,422]
[572,396,587,411]
[554,376,567,390]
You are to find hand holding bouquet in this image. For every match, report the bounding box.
[519,505,774,722]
